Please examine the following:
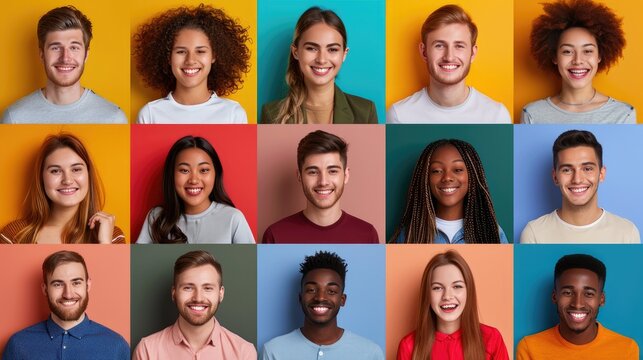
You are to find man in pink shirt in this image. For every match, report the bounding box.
[133,250,256,359]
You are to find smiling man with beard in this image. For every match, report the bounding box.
[262,130,378,244]
[2,250,129,360]
[261,251,383,360]
[133,250,256,360]
[386,4,510,124]
[516,254,638,359]
[2,6,126,124]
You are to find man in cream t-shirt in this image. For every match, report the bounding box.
[520,130,640,244]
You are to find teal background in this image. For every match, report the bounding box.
[257,0,386,122]
[386,124,514,242]
[130,244,257,352]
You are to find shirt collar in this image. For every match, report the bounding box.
[46,314,91,340]
[435,328,462,342]
[171,318,220,348]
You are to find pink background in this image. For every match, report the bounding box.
[257,124,386,243]
[130,125,258,242]
[0,244,131,350]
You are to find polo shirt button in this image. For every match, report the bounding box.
[63,346,66,349]
[319,350,324,356]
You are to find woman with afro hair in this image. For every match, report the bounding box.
[522,0,635,124]
[133,4,251,124]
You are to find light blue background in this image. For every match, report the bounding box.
[257,244,385,354]
[514,245,643,353]
[257,0,386,122]
[513,124,643,241]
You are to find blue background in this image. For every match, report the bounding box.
[514,244,643,353]
[257,244,386,354]
[257,0,386,122]
[513,124,643,241]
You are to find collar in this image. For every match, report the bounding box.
[303,85,354,124]
[171,318,219,348]
[46,314,91,340]
[435,328,462,342]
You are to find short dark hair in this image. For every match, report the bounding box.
[554,254,606,290]
[174,250,223,286]
[38,6,93,51]
[300,251,347,288]
[552,130,603,168]
[297,130,348,171]
[42,250,88,283]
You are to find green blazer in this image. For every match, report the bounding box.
[260,86,378,124]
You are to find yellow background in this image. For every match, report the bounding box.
[386,0,514,119]
[0,0,130,121]
[0,125,131,241]
[130,0,258,123]
[514,0,643,122]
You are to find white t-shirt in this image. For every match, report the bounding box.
[436,217,464,243]
[137,92,247,124]
[520,209,640,244]
[386,87,511,124]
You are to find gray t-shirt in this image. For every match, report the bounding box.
[261,329,384,360]
[521,97,636,124]
[136,202,255,244]
[2,88,127,124]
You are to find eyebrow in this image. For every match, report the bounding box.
[176,161,212,167]
[46,163,85,169]
[558,161,598,168]
[560,285,597,292]
[429,159,465,164]
[173,45,211,50]
[559,43,597,48]
[50,277,85,285]
[47,41,83,47]
[302,41,342,48]
[303,280,342,287]
[431,280,465,286]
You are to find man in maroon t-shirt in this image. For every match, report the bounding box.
[262,130,378,244]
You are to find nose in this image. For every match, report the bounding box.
[441,170,454,183]
[318,171,330,186]
[61,170,74,185]
[443,45,455,61]
[442,287,453,300]
[192,288,204,302]
[62,284,74,299]
[571,169,582,184]
[571,292,583,308]
[572,51,581,65]
[188,171,199,184]
[315,49,327,64]
[185,50,196,64]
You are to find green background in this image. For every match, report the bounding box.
[386,124,514,243]
[130,244,257,352]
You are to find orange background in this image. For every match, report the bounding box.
[0,125,131,241]
[386,244,514,359]
[514,0,643,122]
[0,244,131,350]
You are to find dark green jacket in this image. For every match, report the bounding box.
[260,86,378,124]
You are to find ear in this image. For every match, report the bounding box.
[219,285,225,303]
[86,278,92,293]
[291,44,299,60]
[551,289,557,304]
[342,47,349,62]
[552,167,559,185]
[41,282,47,296]
[599,291,605,306]
[470,44,478,63]
[344,167,350,185]
[212,53,216,64]
[39,49,44,63]
[340,293,346,307]
[599,165,606,182]
[84,49,89,62]
[419,42,428,63]
[297,169,302,183]
[171,286,176,303]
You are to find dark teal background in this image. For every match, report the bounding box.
[130,245,257,352]
[386,124,514,242]
[257,0,386,122]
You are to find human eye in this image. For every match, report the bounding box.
[431,285,443,291]
[583,166,594,172]
[199,167,211,174]
[182,285,194,291]
[177,167,189,174]
[454,284,464,289]
[72,280,83,286]
[430,168,443,174]
[585,290,596,297]
[49,168,61,175]
[306,169,318,176]
[71,166,84,173]
[561,289,572,296]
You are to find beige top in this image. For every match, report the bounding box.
[520,209,640,244]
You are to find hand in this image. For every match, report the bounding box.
[88,211,116,244]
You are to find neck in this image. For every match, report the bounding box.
[305,82,335,107]
[559,322,598,345]
[558,85,596,105]
[303,204,342,226]
[558,202,602,226]
[43,82,84,105]
[47,205,79,226]
[436,205,464,221]
[437,318,460,335]
[427,80,469,107]
[173,86,212,105]
[301,319,343,346]
[177,316,214,351]
[51,312,85,330]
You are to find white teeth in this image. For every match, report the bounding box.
[316,189,332,195]
[57,66,74,71]
[570,312,587,320]
[313,306,329,313]
[189,305,206,311]
[58,188,77,194]
[61,300,77,305]
[312,67,331,74]
[186,188,202,195]
[441,304,457,309]
[570,187,588,193]
[183,68,200,74]
[441,64,458,70]
[570,69,588,74]
[441,187,457,193]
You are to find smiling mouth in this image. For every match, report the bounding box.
[568,69,589,79]
[440,304,458,312]
[439,64,460,71]
[59,299,79,307]
[54,64,77,72]
[314,188,334,196]
[185,187,203,196]
[439,187,458,194]
[311,66,332,76]
[310,305,331,315]
[57,188,78,195]
[182,68,201,76]
[569,186,589,194]
[568,311,588,322]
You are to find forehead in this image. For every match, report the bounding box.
[302,268,343,287]
[556,268,601,289]
[298,22,344,46]
[425,23,472,44]
[556,146,599,166]
[176,264,221,285]
[176,148,212,165]
[48,261,86,281]
[302,152,343,167]
[174,28,210,45]
[44,28,85,45]
[45,147,85,166]
[558,27,597,46]
[431,264,464,282]
[431,144,463,163]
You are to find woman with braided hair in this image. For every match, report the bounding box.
[390,139,507,244]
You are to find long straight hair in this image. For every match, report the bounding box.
[150,135,234,243]
[412,250,485,360]
[390,139,501,243]
[16,133,104,244]
[273,6,347,123]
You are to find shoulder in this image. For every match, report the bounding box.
[520,212,556,244]
[519,326,557,347]
[136,324,172,348]
[2,91,44,123]
[339,89,377,123]
[341,331,383,356]
[218,323,256,351]
[606,98,635,113]
[263,329,301,350]
[261,98,285,123]
[1,219,29,244]
[85,90,127,123]
[602,211,640,240]
[342,212,377,231]
[112,226,126,244]
[480,323,503,339]
[87,319,128,343]
[470,88,511,122]
[598,324,639,349]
